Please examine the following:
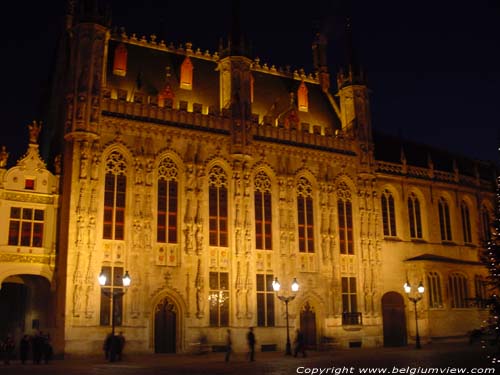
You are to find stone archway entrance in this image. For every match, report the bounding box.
[154,297,177,353]
[0,275,53,343]
[382,292,407,347]
[300,302,317,349]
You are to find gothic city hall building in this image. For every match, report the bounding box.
[0,1,497,356]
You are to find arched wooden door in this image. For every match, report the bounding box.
[300,302,317,349]
[382,292,407,347]
[154,297,177,353]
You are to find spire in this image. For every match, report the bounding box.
[220,0,250,57]
[76,0,111,27]
[312,31,330,92]
[337,17,365,88]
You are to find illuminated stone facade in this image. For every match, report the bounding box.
[0,2,496,355]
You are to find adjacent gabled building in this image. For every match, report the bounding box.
[0,1,496,356]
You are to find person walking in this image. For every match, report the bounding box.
[117,332,125,361]
[3,334,15,365]
[20,335,30,364]
[42,333,53,364]
[293,329,307,357]
[246,327,256,361]
[32,331,43,364]
[224,329,232,362]
[103,333,112,360]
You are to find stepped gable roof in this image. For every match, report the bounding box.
[106,39,220,109]
[251,71,340,131]
[373,131,496,179]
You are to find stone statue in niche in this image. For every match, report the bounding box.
[195,224,203,255]
[79,150,89,179]
[135,158,144,185]
[73,284,83,317]
[91,154,100,180]
[145,159,153,186]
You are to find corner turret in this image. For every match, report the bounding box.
[336,18,371,144]
[312,32,330,92]
[217,0,253,156]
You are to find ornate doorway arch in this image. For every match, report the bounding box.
[300,302,317,349]
[382,292,407,347]
[154,297,177,353]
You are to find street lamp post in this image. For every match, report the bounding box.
[403,280,424,349]
[99,270,131,361]
[272,277,299,355]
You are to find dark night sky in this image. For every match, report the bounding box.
[2,1,499,166]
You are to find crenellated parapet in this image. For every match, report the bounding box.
[375,160,493,190]
[110,32,320,84]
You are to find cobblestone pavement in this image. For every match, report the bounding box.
[0,342,496,375]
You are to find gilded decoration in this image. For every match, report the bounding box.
[0,253,51,265]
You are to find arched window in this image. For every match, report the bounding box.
[408,193,423,239]
[297,177,314,253]
[208,166,228,247]
[103,151,127,240]
[381,189,397,237]
[157,157,178,243]
[254,171,272,250]
[482,206,491,242]
[337,182,354,255]
[438,198,452,241]
[113,43,127,77]
[180,56,193,90]
[461,202,472,244]
[297,81,308,112]
[448,273,469,308]
[426,272,443,308]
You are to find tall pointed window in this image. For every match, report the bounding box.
[426,272,443,308]
[481,206,491,242]
[180,56,193,90]
[256,273,275,327]
[99,266,125,326]
[297,81,308,112]
[438,198,452,241]
[297,177,314,253]
[461,202,472,244]
[337,182,354,255]
[254,171,272,250]
[381,190,397,237]
[449,273,469,308]
[103,151,127,240]
[408,193,423,239]
[209,272,229,326]
[341,277,360,325]
[157,157,178,243]
[209,166,228,247]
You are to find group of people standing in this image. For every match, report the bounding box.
[103,331,126,362]
[224,327,306,362]
[1,331,53,365]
